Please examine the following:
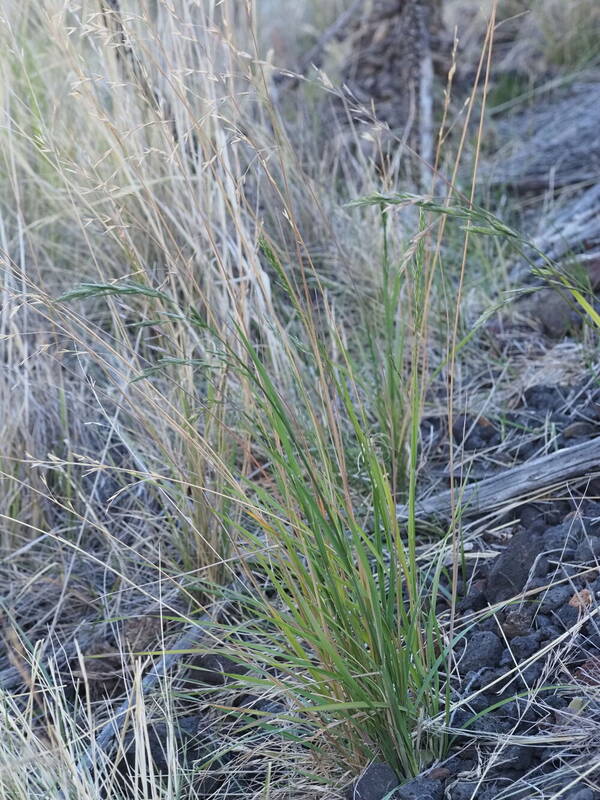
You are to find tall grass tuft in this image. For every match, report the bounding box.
[59,206,452,777]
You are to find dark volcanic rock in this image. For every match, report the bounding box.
[543,520,581,554]
[395,777,443,800]
[519,504,546,528]
[539,585,573,612]
[185,651,247,686]
[516,661,544,686]
[458,581,487,612]
[537,618,562,641]
[523,384,565,413]
[122,716,204,772]
[451,708,475,730]
[345,763,399,800]
[460,631,504,673]
[498,744,534,771]
[476,713,510,735]
[449,781,497,800]
[576,536,600,562]
[557,604,580,628]
[234,694,287,716]
[528,290,582,339]
[485,529,546,602]
[509,631,543,660]
[452,414,499,450]
[563,789,597,800]
[118,715,226,798]
[501,606,534,638]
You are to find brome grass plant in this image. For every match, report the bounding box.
[58,209,453,777]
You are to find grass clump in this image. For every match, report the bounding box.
[60,206,451,777]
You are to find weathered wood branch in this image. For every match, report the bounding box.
[397,437,600,520]
[487,82,600,191]
[533,183,600,270]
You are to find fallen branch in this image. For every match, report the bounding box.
[397,436,600,520]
